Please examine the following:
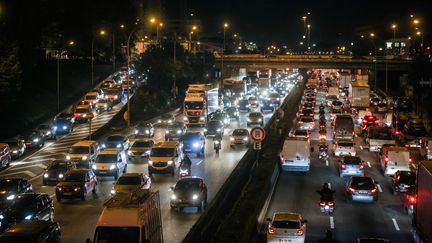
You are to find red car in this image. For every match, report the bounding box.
[362,115,379,130]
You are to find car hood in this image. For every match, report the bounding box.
[57,181,84,188]
[150,157,175,162]
[46,168,68,176]
[131,147,149,152]
[114,185,141,192]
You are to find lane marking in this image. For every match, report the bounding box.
[360,145,363,150]
[367,161,371,168]
[49,194,55,199]
[1,170,36,177]
[29,174,43,182]
[7,163,46,171]
[330,216,335,229]
[196,160,203,165]
[377,184,383,192]
[392,218,400,231]
[326,160,329,166]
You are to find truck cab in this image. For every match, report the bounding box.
[379,146,411,176]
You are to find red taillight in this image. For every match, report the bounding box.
[405,144,409,148]
[395,131,400,135]
[297,229,304,236]
[409,196,416,204]
[333,131,336,134]
[328,201,334,206]
[374,120,380,124]
[371,188,377,193]
[359,164,364,169]
[319,201,326,206]
[268,227,275,235]
[349,187,355,193]
[385,157,389,162]
[409,158,413,163]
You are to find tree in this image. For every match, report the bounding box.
[0,41,22,97]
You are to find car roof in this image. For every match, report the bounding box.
[382,146,409,152]
[2,220,58,236]
[72,140,97,147]
[177,176,202,183]
[273,212,301,221]
[154,141,180,148]
[119,173,142,178]
[76,105,90,109]
[99,149,120,155]
[67,169,89,174]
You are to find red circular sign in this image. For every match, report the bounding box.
[250,127,266,142]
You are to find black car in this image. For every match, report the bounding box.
[55,112,75,124]
[391,170,416,194]
[180,132,205,157]
[299,108,314,117]
[55,169,98,201]
[101,134,129,150]
[4,139,26,159]
[52,117,74,136]
[204,120,224,137]
[0,178,33,201]
[36,124,56,140]
[170,177,207,211]
[43,160,76,185]
[260,99,275,112]
[21,130,45,149]
[134,122,154,138]
[0,220,61,243]
[208,111,230,126]
[165,122,187,141]
[157,113,175,126]
[238,99,250,112]
[0,193,54,230]
[225,107,239,120]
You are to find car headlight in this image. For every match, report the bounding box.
[58,173,64,179]
[114,95,118,99]
[92,164,97,170]
[258,118,262,122]
[192,194,199,200]
[165,130,169,134]
[104,104,107,108]
[135,129,139,134]
[82,114,87,118]
[53,126,58,130]
[66,155,71,160]
[230,137,234,141]
[25,215,33,220]
[270,104,274,107]
[6,195,15,200]
[168,119,173,123]
[260,104,263,107]
[74,187,81,192]
[247,118,251,122]
[193,142,200,148]
[116,144,122,148]
[171,194,177,200]
[62,125,67,130]
[12,150,18,154]
[167,160,173,165]
[199,116,205,121]
[177,130,182,134]
[44,173,48,178]
[110,189,116,194]
[216,128,221,132]
[145,130,149,134]
[33,138,39,142]
[46,131,51,135]
[203,128,207,132]
[82,156,88,161]
[224,119,229,123]
[0,214,4,220]
[101,144,106,148]
[158,120,162,123]
[109,164,116,170]
[243,137,249,141]
[148,160,153,165]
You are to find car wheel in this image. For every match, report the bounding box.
[81,190,87,201]
[123,165,127,173]
[56,195,62,202]
[114,171,119,180]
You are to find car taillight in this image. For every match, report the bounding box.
[349,187,355,193]
[328,201,334,206]
[409,196,416,204]
[385,157,389,162]
[359,164,364,169]
[371,188,377,193]
[319,201,326,206]
[375,120,379,124]
[405,144,409,148]
[268,227,275,235]
[297,229,304,236]
[395,131,400,135]
[409,158,413,163]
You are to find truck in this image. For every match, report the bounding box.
[307,78,319,89]
[348,81,370,109]
[339,73,352,88]
[257,77,271,93]
[183,84,219,126]
[355,74,369,82]
[411,160,432,243]
[90,189,163,243]
[366,126,396,152]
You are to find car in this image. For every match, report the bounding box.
[266,212,307,243]
[302,97,315,105]
[84,91,100,106]
[391,170,416,195]
[298,108,314,117]
[92,149,128,179]
[101,134,130,150]
[73,104,93,123]
[304,92,316,99]
[21,130,45,149]
[52,118,73,135]
[36,124,56,140]
[128,139,154,159]
[326,94,338,106]
[248,96,259,107]
[43,160,76,185]
[268,92,281,105]
[400,119,427,148]
[157,113,175,126]
[208,111,230,126]
[260,99,275,112]
[180,132,205,157]
[170,177,207,211]
[55,169,97,201]
[134,122,155,138]
[0,144,11,168]
[238,99,251,112]
[0,178,32,201]
[3,139,26,160]
[104,88,121,103]
[338,156,365,178]
[0,193,54,230]
[148,141,184,176]
[300,102,314,110]
[346,176,378,203]
[95,98,113,112]
[331,100,343,111]
[370,97,381,106]
[204,120,224,137]
[376,101,388,113]
[230,129,250,147]
[225,107,240,120]
[55,112,75,124]
[65,140,99,167]
[165,122,187,141]
[355,109,373,125]
[297,116,314,131]
[334,139,356,156]
[222,97,231,108]
[290,129,310,139]
[247,111,264,126]
[0,220,61,242]
[361,115,380,131]
[110,173,151,195]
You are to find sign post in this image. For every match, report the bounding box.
[251,127,266,164]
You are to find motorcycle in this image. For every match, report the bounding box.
[179,157,192,178]
[214,139,221,154]
[319,145,329,161]
[317,185,335,214]
[402,190,416,215]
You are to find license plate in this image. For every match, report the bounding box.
[99,171,107,174]
[63,192,72,196]
[185,149,191,152]
[359,190,368,194]
[348,170,355,174]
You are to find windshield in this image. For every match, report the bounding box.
[294,130,308,136]
[94,227,139,243]
[98,99,109,104]
[150,148,175,157]
[175,179,199,191]
[233,129,248,136]
[239,100,248,105]
[96,154,118,163]
[49,161,69,169]
[161,114,173,119]
[185,101,204,109]
[272,220,300,229]
[10,196,35,208]
[0,180,18,192]
[351,178,374,190]
[65,173,85,182]
[333,101,342,106]
[208,121,222,128]
[117,176,141,185]
[338,142,354,147]
[344,156,361,164]
[249,112,262,117]
[37,125,50,130]
[182,134,200,141]
[132,141,152,147]
[69,146,89,154]
[86,95,97,100]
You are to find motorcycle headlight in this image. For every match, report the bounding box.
[92,164,97,170]
[171,194,177,200]
[101,144,106,148]
[46,131,51,135]
[167,160,173,165]
[6,195,15,200]
[192,194,199,200]
[66,155,71,160]
[82,156,88,161]
[247,118,251,122]
[58,173,64,179]
[109,164,116,170]
[128,150,132,155]
[44,173,48,178]
[258,118,262,122]
[33,138,39,142]
[114,95,118,99]
[0,214,4,220]
[214,140,220,144]
[25,215,33,220]
[180,169,188,174]
[82,114,87,118]
[183,117,188,121]
[104,104,107,108]
[230,137,234,141]
[12,150,18,154]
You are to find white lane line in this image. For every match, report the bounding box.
[377,184,383,192]
[326,160,329,166]
[7,163,46,171]
[367,161,372,168]
[1,170,36,177]
[196,160,203,165]
[392,218,400,231]
[360,145,363,150]
[330,216,335,229]
[29,174,43,182]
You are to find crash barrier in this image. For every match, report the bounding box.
[183,84,304,243]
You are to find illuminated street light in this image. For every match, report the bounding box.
[369,32,375,37]
[99,30,106,36]
[361,35,365,38]
[120,24,125,29]
[68,40,75,46]
[150,17,156,24]
[413,19,420,25]
[224,23,229,28]
[221,22,229,85]
[391,24,397,39]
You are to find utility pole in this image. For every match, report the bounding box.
[112,31,116,71]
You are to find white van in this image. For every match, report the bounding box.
[280,137,312,172]
[420,137,432,160]
[379,146,411,176]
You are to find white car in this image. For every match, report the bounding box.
[297,116,314,131]
[334,139,356,157]
[110,173,151,194]
[229,129,250,148]
[267,212,307,243]
[355,110,372,125]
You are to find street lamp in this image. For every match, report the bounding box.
[189,25,198,53]
[56,40,75,112]
[413,19,420,25]
[221,22,229,85]
[302,16,307,36]
[125,26,139,127]
[307,24,311,52]
[391,24,397,39]
[416,31,424,47]
[91,29,107,86]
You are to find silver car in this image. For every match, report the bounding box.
[339,156,365,178]
[297,116,314,131]
[334,139,356,157]
[230,129,250,147]
[247,112,264,126]
[128,140,154,159]
[111,173,151,194]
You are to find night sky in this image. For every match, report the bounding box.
[188,0,431,47]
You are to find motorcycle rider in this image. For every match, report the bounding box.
[213,133,222,153]
[179,155,192,177]
[318,183,335,202]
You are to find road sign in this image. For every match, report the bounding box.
[87,112,94,120]
[123,111,128,121]
[253,141,262,150]
[250,127,266,142]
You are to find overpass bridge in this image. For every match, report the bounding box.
[216,54,412,73]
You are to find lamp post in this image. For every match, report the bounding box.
[91,30,106,86]
[416,31,424,48]
[302,16,307,36]
[307,24,311,52]
[391,24,397,39]
[369,33,377,92]
[125,26,139,127]
[221,22,228,87]
[190,25,197,53]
